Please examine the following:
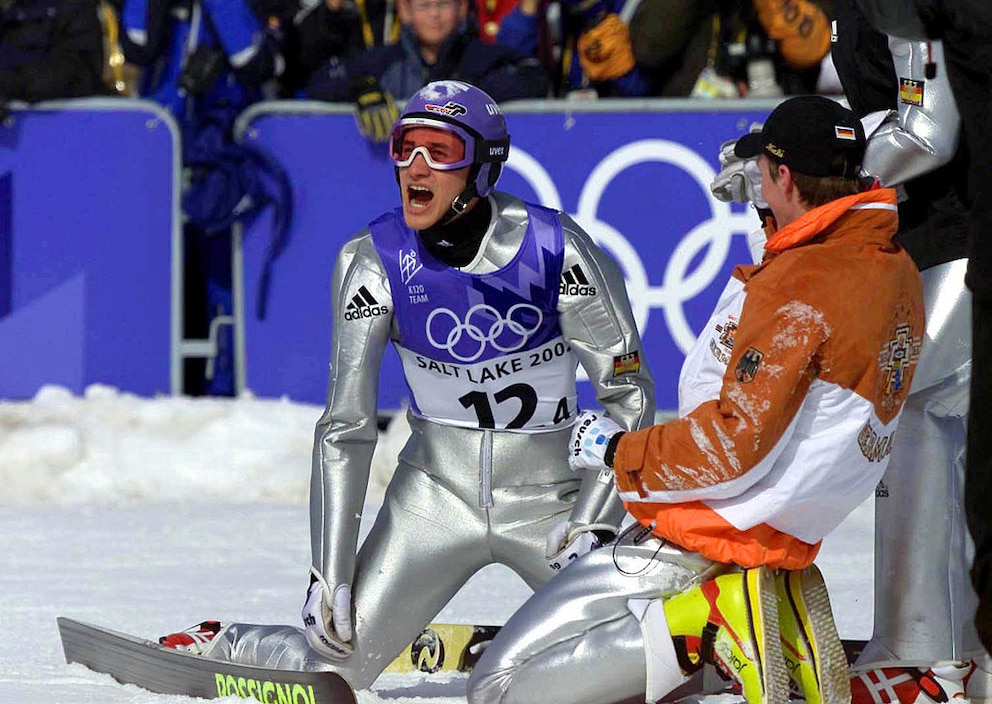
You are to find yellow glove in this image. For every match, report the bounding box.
[350,76,398,144]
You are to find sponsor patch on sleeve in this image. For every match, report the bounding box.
[899,77,924,106]
[344,285,390,321]
[612,351,641,377]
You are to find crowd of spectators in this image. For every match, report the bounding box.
[282,0,837,112]
[1,0,839,113]
[0,0,838,398]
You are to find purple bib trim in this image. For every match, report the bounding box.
[370,203,565,367]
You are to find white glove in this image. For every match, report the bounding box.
[302,567,354,661]
[545,521,616,572]
[709,123,768,209]
[569,410,624,472]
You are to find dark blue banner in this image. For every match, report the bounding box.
[239,104,770,412]
[0,101,177,399]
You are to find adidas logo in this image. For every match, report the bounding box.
[344,286,390,321]
[559,264,597,296]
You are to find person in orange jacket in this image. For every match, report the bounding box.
[466,95,925,704]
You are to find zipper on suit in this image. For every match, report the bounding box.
[479,429,494,508]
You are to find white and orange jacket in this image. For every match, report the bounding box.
[615,188,925,570]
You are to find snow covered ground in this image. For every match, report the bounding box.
[0,385,874,703]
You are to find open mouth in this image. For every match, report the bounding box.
[407,185,434,210]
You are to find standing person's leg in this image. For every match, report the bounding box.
[182,223,209,395]
[851,358,976,701]
[872,380,973,659]
[856,260,974,663]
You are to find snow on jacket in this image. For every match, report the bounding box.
[615,187,925,570]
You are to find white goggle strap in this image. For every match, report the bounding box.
[392,145,469,171]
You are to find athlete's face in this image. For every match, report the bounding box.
[397,127,472,230]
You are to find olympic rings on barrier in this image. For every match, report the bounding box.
[506,140,757,356]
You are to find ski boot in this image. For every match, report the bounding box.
[776,564,850,704]
[665,566,790,704]
[159,620,222,656]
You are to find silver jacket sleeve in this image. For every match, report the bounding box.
[558,213,656,528]
[310,232,394,589]
[862,38,960,188]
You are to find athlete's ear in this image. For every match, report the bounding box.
[778,163,794,194]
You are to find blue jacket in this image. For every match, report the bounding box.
[306,23,548,103]
[121,0,282,129]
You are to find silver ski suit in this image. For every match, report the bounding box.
[205,191,655,687]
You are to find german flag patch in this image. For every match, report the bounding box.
[835,126,857,141]
[899,77,924,106]
[613,351,641,377]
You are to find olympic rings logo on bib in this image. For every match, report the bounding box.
[426,303,544,362]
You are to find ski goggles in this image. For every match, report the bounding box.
[389,116,509,170]
[389,118,474,170]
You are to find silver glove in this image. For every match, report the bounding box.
[710,123,768,209]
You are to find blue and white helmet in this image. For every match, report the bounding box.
[389,80,510,200]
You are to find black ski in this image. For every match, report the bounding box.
[57,617,356,703]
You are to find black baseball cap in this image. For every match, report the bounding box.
[734,95,867,179]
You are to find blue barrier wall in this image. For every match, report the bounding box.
[0,100,179,399]
[238,101,772,412]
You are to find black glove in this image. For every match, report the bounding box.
[349,75,398,144]
[179,45,227,97]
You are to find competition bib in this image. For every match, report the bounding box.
[371,202,578,431]
[395,335,577,430]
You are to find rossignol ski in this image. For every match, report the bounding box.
[57,617,357,703]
